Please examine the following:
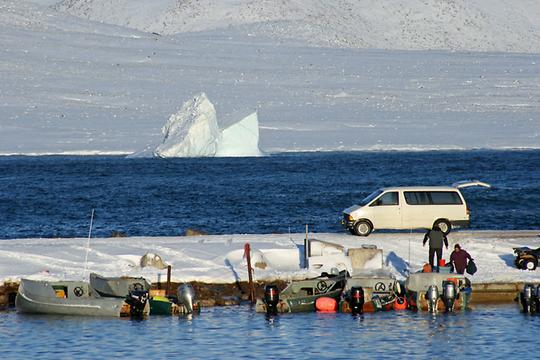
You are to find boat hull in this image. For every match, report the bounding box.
[16,279,129,317]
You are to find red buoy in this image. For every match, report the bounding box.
[315,297,337,313]
[393,296,407,311]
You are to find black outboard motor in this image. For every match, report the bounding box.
[520,284,537,313]
[264,285,280,315]
[442,281,457,312]
[535,285,540,312]
[349,287,365,315]
[426,285,439,313]
[126,290,149,318]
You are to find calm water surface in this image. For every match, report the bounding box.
[0,304,537,359]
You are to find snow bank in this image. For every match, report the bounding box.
[153,93,262,158]
[1,231,539,285]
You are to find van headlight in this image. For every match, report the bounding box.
[344,214,353,221]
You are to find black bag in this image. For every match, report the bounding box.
[466,259,477,275]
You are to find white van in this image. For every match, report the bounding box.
[342,181,490,236]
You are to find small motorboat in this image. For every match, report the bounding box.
[16,278,148,317]
[340,270,402,313]
[256,271,347,313]
[89,272,151,297]
[89,273,198,315]
[405,272,471,312]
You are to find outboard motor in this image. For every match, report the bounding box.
[520,284,537,313]
[177,284,197,314]
[442,281,457,312]
[263,285,280,316]
[535,285,540,312]
[394,281,406,298]
[126,290,149,318]
[426,285,439,313]
[349,287,365,315]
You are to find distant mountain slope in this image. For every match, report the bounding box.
[54,0,540,52]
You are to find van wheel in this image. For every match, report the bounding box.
[434,219,451,234]
[523,258,538,271]
[353,220,372,236]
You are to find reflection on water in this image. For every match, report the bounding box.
[1,304,539,359]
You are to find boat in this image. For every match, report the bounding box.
[404,272,472,312]
[89,273,198,315]
[340,270,401,312]
[89,272,151,297]
[256,271,347,313]
[15,278,149,317]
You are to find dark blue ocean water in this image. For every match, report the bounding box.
[0,150,539,239]
[0,304,538,360]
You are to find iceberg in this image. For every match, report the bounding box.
[216,112,262,157]
[152,93,262,158]
[154,93,220,158]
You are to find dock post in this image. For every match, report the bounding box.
[166,265,172,296]
[244,243,256,303]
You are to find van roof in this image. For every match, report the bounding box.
[380,186,460,192]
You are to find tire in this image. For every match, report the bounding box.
[434,219,451,235]
[523,258,538,271]
[353,220,372,236]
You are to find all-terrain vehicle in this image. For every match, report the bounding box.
[513,247,540,271]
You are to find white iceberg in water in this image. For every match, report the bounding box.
[154,93,220,158]
[153,93,262,158]
[216,112,262,157]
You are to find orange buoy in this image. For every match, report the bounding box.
[315,297,337,313]
[393,297,407,311]
[422,263,432,273]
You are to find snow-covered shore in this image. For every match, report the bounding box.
[1,231,539,285]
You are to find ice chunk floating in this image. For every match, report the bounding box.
[153,93,262,158]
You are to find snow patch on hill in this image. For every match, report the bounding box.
[54,0,540,52]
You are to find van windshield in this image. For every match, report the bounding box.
[360,189,383,206]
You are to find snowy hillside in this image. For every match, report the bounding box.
[1,1,539,155]
[54,0,540,53]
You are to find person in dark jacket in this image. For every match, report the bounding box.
[422,225,448,272]
[450,244,473,274]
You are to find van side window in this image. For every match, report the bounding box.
[404,191,430,205]
[372,192,399,206]
[405,191,463,205]
[430,191,463,205]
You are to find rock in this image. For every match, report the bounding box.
[110,230,127,237]
[140,252,168,270]
[185,228,209,236]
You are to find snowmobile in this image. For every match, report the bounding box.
[513,247,540,270]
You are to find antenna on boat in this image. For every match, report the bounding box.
[82,209,95,279]
[407,228,412,275]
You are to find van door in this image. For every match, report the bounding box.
[402,191,431,229]
[368,191,402,229]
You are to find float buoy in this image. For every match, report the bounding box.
[393,296,407,310]
[315,297,337,313]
